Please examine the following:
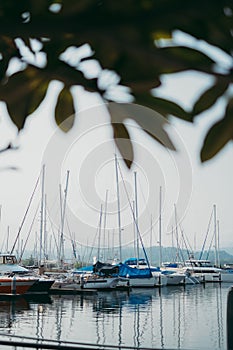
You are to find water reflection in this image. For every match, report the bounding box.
[52,285,227,349]
[0,294,52,332]
[0,284,229,349]
[0,297,29,329]
[92,290,130,313]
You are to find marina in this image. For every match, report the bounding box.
[0,2,232,350]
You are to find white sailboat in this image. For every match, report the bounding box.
[182,205,229,283]
[158,194,186,285]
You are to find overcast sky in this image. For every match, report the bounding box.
[0,69,232,261]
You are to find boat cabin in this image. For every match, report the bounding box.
[184,259,222,273]
[0,253,18,265]
[185,259,215,267]
[0,253,29,274]
[124,258,148,267]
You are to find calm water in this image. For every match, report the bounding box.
[0,283,231,349]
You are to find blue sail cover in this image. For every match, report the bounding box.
[72,265,93,274]
[118,263,152,279]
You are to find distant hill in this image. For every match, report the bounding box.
[222,247,233,257]
[110,245,233,266]
[22,245,233,267]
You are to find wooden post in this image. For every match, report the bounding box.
[227,286,233,350]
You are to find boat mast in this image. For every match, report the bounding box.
[130,171,151,269]
[158,186,162,267]
[171,225,175,262]
[60,170,70,269]
[134,171,139,266]
[150,214,153,264]
[213,204,218,266]
[115,154,122,262]
[103,189,108,262]
[217,219,220,267]
[39,164,45,267]
[6,225,10,253]
[132,200,136,257]
[112,229,115,261]
[44,194,47,264]
[58,184,63,265]
[174,204,179,262]
[97,204,103,261]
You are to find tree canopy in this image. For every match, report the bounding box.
[0,0,232,167]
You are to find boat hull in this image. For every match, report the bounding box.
[26,279,55,294]
[187,272,221,283]
[0,277,37,295]
[165,274,186,285]
[126,277,157,288]
[83,277,119,290]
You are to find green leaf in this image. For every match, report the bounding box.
[192,79,229,117]
[55,86,75,132]
[135,93,192,122]
[201,99,233,162]
[6,99,28,130]
[108,102,176,151]
[0,72,30,129]
[0,68,49,130]
[112,122,134,169]
[159,46,215,74]
[28,79,50,115]
[226,98,233,120]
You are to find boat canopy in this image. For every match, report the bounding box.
[72,265,93,274]
[123,257,160,272]
[93,261,120,276]
[118,263,152,278]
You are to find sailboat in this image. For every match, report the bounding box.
[157,192,186,285]
[119,257,167,287]
[181,205,233,283]
[116,170,166,287]
[78,259,121,290]
[0,252,55,294]
[81,161,163,289]
[56,261,121,291]
[68,208,121,291]
[3,166,55,294]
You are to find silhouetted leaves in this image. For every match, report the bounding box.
[192,78,229,117]
[108,102,176,154]
[0,68,49,130]
[135,93,192,122]
[158,46,216,74]
[201,99,233,162]
[112,122,134,169]
[0,0,232,162]
[55,86,75,132]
